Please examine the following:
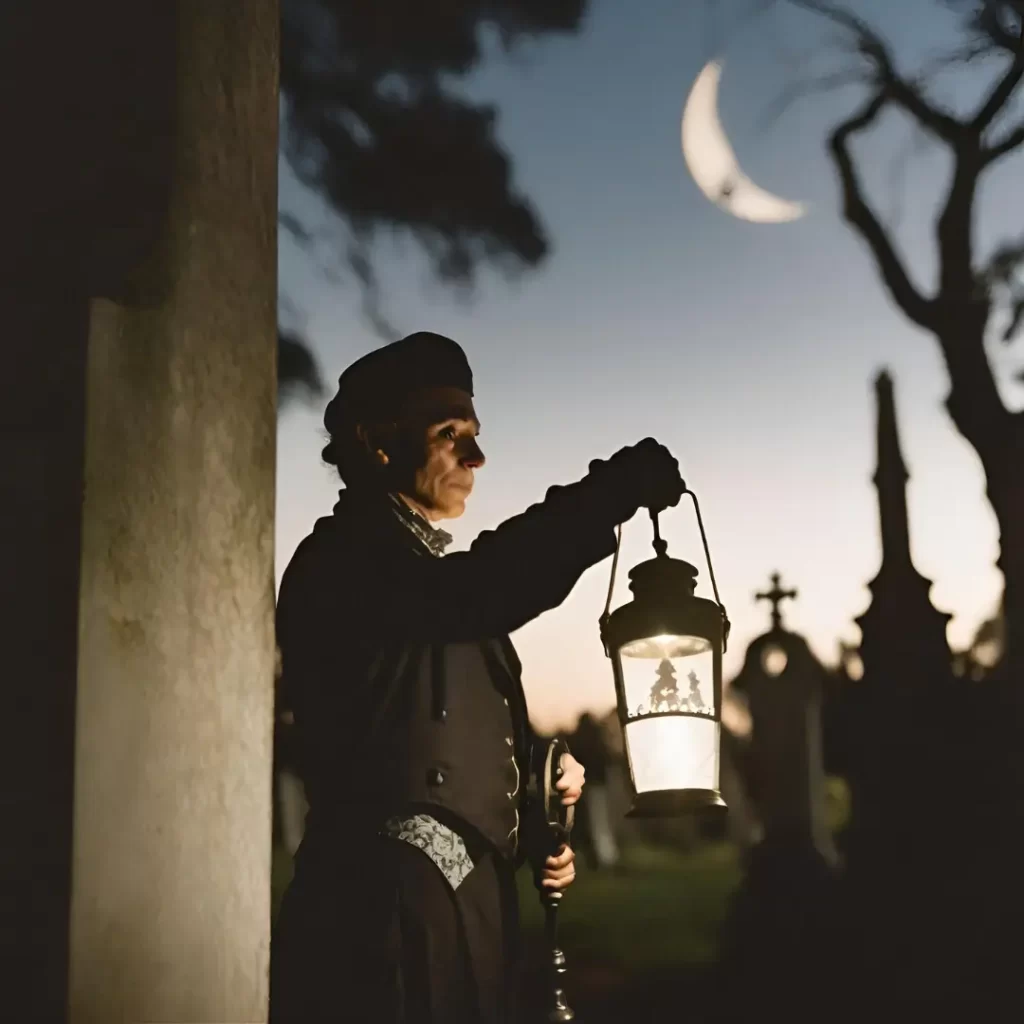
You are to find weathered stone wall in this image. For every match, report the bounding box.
[67,4,278,1021]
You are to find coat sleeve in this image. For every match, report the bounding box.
[363,472,629,643]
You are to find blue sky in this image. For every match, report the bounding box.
[276,0,1022,730]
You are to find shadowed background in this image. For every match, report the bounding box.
[277,0,1020,731]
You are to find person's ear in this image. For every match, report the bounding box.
[356,422,396,466]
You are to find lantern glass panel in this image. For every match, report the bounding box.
[624,716,719,794]
[618,634,719,796]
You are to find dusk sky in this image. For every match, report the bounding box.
[276,0,1022,731]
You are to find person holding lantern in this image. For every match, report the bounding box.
[269,331,685,1024]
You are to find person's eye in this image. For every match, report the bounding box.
[438,425,457,441]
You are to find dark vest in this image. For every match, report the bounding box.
[282,511,537,863]
[364,637,530,858]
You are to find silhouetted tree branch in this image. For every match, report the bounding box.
[786,0,1024,678]
[984,116,1024,161]
[279,329,326,405]
[944,0,1024,55]
[829,94,938,330]
[277,0,588,406]
[981,233,1024,340]
[760,67,871,127]
[788,0,964,142]
[972,47,1024,129]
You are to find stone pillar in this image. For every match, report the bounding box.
[68,5,279,1022]
[2,3,278,1022]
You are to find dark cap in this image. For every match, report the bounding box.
[324,332,474,434]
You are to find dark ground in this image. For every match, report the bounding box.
[273,839,739,1023]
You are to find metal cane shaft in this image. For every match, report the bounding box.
[539,738,575,1022]
[542,892,573,1022]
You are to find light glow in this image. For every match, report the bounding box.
[624,715,720,793]
[620,633,711,660]
[760,644,788,676]
[619,644,715,718]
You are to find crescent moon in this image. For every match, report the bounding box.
[681,60,806,224]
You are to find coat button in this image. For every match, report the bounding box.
[428,769,445,787]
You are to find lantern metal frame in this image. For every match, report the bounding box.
[599,491,731,818]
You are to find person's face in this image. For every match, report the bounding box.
[390,387,485,522]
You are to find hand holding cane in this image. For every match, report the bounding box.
[539,737,576,1023]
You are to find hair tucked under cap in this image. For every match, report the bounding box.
[324,331,474,438]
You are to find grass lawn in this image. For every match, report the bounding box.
[271,839,741,1020]
[517,841,741,974]
[273,838,741,970]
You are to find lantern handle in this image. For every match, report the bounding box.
[681,489,732,653]
[599,523,624,656]
[598,493,732,654]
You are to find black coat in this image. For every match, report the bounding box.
[276,480,619,857]
[271,473,625,1022]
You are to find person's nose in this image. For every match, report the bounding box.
[460,436,485,470]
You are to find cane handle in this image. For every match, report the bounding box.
[542,737,575,836]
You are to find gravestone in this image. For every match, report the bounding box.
[714,575,841,1024]
[730,573,836,863]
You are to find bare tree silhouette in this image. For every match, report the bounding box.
[277,0,588,404]
[785,0,1024,682]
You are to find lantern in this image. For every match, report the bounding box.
[600,495,730,817]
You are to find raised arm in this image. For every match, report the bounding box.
[279,438,683,654]
[365,438,683,641]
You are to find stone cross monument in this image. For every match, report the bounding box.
[756,571,798,633]
[730,573,836,863]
